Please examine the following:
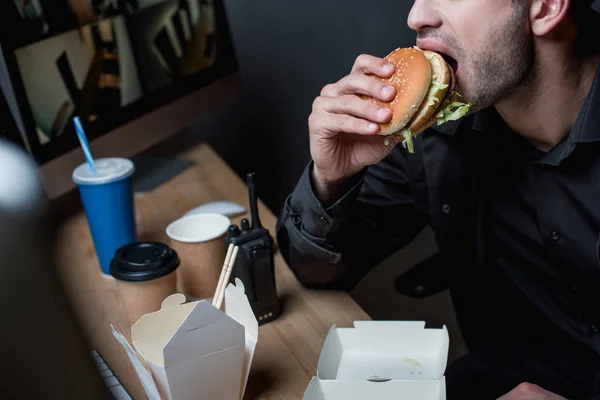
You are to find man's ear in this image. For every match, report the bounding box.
[529,0,571,37]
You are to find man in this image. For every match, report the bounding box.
[275,0,600,398]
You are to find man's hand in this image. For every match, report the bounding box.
[308,54,401,204]
[497,383,567,399]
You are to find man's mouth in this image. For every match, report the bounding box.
[440,52,459,75]
[415,38,460,75]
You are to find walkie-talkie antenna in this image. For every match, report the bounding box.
[246,172,263,229]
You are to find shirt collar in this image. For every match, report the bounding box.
[432,57,600,164]
[571,57,600,144]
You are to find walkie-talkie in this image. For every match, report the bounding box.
[226,172,280,324]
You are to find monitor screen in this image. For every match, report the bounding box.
[1,0,238,164]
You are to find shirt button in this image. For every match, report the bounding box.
[592,325,600,334]
[442,204,451,214]
[550,230,561,241]
[572,283,579,291]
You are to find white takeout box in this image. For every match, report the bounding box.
[303,321,449,400]
[112,278,258,400]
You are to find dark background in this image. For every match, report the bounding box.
[194,0,416,214]
[190,0,470,361]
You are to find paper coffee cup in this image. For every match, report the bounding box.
[165,213,231,300]
[109,242,180,327]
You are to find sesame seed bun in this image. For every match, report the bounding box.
[405,51,453,136]
[361,46,460,138]
[409,66,457,136]
[361,47,432,136]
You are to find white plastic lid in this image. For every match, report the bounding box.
[166,213,231,243]
[72,158,135,185]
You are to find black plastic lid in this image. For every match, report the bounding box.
[109,242,180,282]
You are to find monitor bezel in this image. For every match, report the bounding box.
[1,0,239,166]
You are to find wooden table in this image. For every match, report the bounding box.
[53,133,370,399]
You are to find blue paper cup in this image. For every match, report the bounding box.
[73,158,137,275]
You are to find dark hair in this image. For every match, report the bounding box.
[571,0,600,56]
[512,0,600,55]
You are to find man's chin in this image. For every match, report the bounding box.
[456,86,476,108]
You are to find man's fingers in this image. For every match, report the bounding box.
[313,95,392,124]
[337,74,397,99]
[351,54,395,77]
[314,53,398,139]
[314,112,381,137]
[496,383,567,400]
[321,74,396,101]
[320,83,338,97]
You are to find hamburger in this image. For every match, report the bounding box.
[361,46,471,153]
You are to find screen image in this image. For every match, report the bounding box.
[126,0,217,93]
[15,16,144,145]
[2,0,235,163]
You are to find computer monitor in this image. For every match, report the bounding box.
[0,0,242,199]
[0,83,24,148]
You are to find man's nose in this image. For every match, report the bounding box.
[408,0,442,32]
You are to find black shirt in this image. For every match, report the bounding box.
[276,59,600,397]
[485,106,600,344]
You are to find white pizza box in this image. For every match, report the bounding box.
[112,278,258,400]
[303,321,449,400]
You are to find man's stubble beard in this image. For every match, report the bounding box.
[465,8,536,113]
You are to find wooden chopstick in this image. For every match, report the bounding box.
[212,243,234,307]
[214,245,239,310]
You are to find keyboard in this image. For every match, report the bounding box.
[92,350,133,400]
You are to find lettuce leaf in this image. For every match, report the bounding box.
[383,128,414,154]
[423,54,449,107]
[401,129,414,154]
[436,99,471,125]
[426,81,449,107]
